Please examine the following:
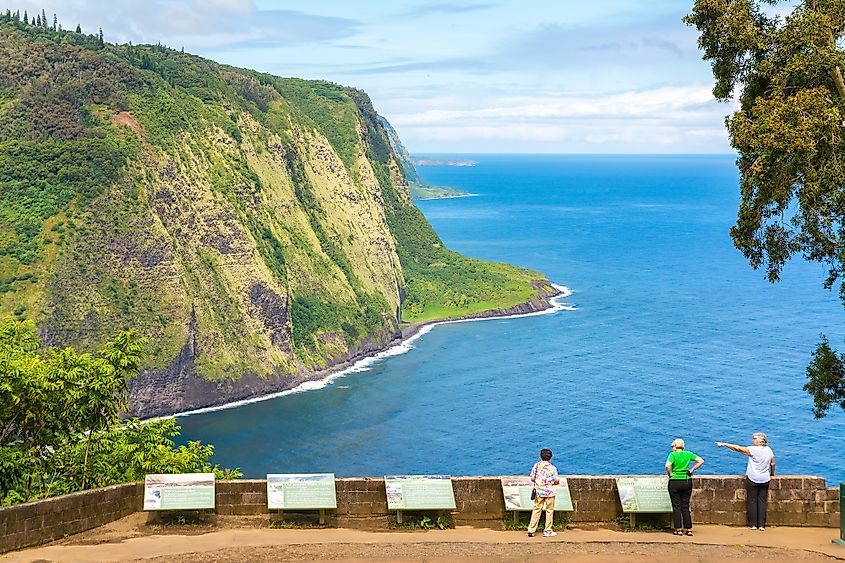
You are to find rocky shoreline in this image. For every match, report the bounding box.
[128,281,564,420]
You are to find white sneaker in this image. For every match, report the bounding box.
[748,526,757,530]
[757,527,765,531]
[543,531,558,537]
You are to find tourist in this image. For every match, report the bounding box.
[665,438,704,536]
[715,432,776,530]
[527,448,560,538]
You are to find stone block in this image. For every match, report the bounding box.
[573,499,617,519]
[770,477,801,490]
[805,511,835,527]
[242,492,266,505]
[341,502,384,516]
[690,498,712,513]
[1,531,27,553]
[215,492,240,507]
[336,478,383,494]
[230,504,259,516]
[23,515,45,533]
[691,487,714,500]
[342,490,386,505]
[801,476,826,489]
[219,480,259,494]
[3,516,24,535]
[566,479,590,493]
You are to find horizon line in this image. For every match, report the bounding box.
[407,152,737,156]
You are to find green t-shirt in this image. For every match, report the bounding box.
[666,450,698,480]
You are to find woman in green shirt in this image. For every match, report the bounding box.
[665,438,704,536]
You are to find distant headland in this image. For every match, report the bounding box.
[412,158,478,167]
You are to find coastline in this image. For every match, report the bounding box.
[414,192,479,201]
[147,282,573,421]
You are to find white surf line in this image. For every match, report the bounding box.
[416,193,481,201]
[156,283,575,421]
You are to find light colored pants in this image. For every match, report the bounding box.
[528,494,556,533]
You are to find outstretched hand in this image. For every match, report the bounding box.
[714,441,725,447]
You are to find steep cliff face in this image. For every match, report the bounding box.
[0,19,553,417]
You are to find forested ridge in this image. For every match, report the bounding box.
[0,12,553,416]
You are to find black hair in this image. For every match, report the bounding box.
[540,448,552,461]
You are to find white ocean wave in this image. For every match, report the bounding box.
[160,283,576,420]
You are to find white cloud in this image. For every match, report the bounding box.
[391,84,728,125]
[386,84,736,153]
[4,0,359,49]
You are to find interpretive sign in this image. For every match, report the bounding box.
[267,474,337,510]
[615,477,671,513]
[500,477,574,511]
[384,475,456,510]
[144,473,215,510]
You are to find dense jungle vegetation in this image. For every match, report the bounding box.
[0,317,238,506]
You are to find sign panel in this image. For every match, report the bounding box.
[384,475,456,510]
[267,473,337,510]
[144,473,215,510]
[500,476,574,511]
[615,476,672,513]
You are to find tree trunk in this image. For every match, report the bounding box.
[80,432,92,489]
[833,66,845,101]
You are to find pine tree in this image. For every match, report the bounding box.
[75,24,81,34]
[23,10,28,24]
[53,14,57,31]
[41,9,46,27]
[36,13,41,27]
[98,27,104,47]
[14,10,19,21]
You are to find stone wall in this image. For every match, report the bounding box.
[0,476,839,554]
[166,476,844,526]
[0,482,142,554]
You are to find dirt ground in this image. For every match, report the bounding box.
[3,514,844,563]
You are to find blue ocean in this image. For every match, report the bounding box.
[177,154,844,484]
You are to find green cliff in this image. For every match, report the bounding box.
[0,16,557,417]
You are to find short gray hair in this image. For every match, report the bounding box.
[671,438,685,449]
[752,432,768,445]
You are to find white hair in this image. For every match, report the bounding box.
[672,438,685,449]
[753,432,768,445]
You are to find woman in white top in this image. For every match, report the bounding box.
[716,432,776,530]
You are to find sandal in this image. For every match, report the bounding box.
[684,530,693,536]
[672,529,683,536]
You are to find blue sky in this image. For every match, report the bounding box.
[6,0,754,153]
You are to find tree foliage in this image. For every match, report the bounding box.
[0,318,239,505]
[686,0,845,416]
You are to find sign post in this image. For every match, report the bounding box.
[615,476,672,528]
[143,473,215,511]
[834,484,844,546]
[267,474,337,524]
[384,475,456,524]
